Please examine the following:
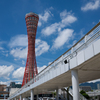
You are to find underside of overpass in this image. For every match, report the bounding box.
[17,52,100,98]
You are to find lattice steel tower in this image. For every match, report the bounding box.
[22,12,39,86]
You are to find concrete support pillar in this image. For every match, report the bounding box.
[15,98,16,100]
[97,95,100,100]
[4,95,6,100]
[56,89,59,100]
[65,91,67,99]
[31,89,34,100]
[23,98,25,100]
[37,94,38,100]
[23,98,27,100]
[71,70,80,100]
[20,95,22,100]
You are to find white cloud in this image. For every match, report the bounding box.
[1,50,9,57]
[61,15,77,26]
[12,67,25,79]
[0,81,7,85]
[10,47,28,59]
[22,60,25,65]
[0,65,14,79]
[0,42,4,50]
[41,10,77,36]
[81,0,100,11]
[38,10,52,27]
[39,11,51,22]
[38,21,42,27]
[9,35,28,59]
[37,65,47,73]
[41,23,59,36]
[5,54,8,57]
[9,34,50,58]
[0,47,3,50]
[52,29,74,49]
[60,10,77,28]
[60,10,72,19]
[16,82,21,84]
[0,42,9,57]
[14,59,18,61]
[35,39,50,56]
[9,35,28,48]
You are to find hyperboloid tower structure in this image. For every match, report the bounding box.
[22,12,39,86]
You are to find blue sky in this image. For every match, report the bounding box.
[0,0,100,85]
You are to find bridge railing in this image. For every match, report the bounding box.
[10,22,100,98]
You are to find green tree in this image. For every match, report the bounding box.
[80,90,90,99]
[52,92,56,97]
[80,90,85,94]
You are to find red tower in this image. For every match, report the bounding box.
[22,12,39,86]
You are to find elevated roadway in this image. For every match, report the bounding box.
[8,22,100,100]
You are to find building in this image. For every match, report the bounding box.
[0,84,9,99]
[0,85,6,92]
[10,82,21,88]
[0,82,22,99]
[79,86,92,92]
[8,82,22,97]
[22,12,39,86]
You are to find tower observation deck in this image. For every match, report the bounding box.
[22,12,39,86]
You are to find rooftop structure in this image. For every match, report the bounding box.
[10,82,21,88]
